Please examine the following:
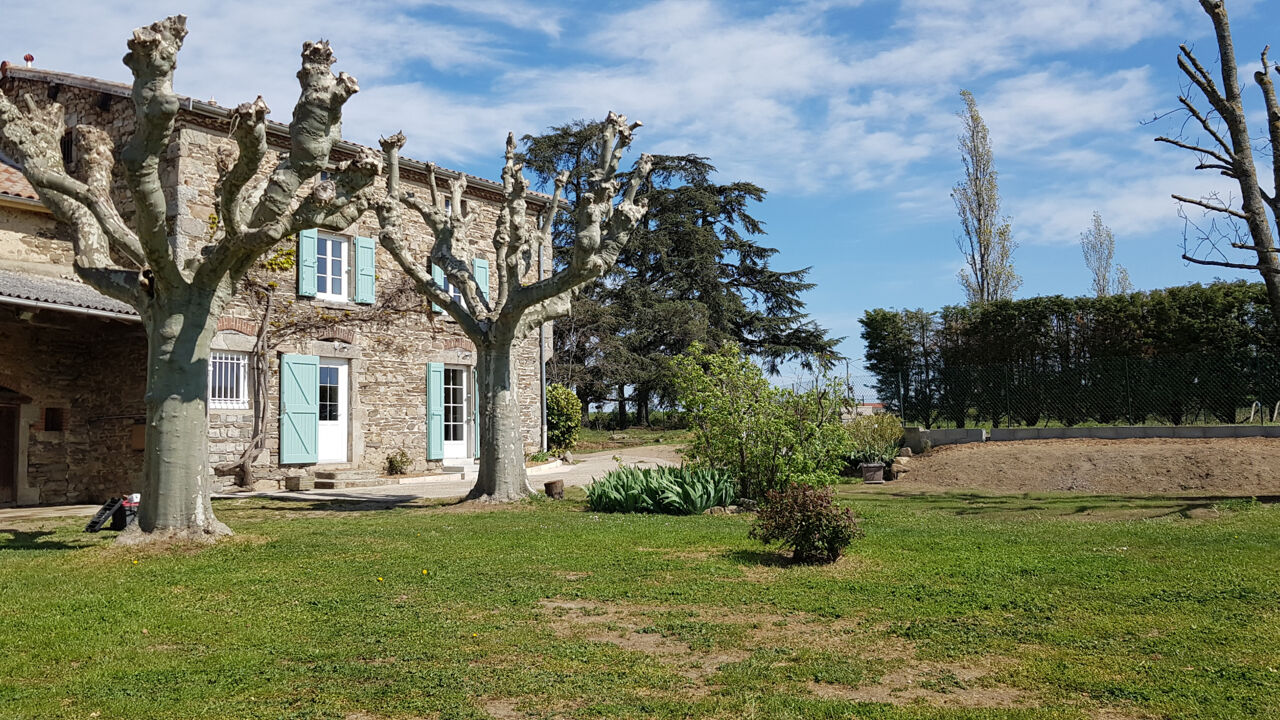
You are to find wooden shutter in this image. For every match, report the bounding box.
[297,229,318,298]
[431,263,445,314]
[354,236,375,304]
[427,362,444,460]
[473,257,490,303]
[474,371,480,459]
[280,354,319,464]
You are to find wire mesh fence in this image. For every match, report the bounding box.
[873,351,1280,428]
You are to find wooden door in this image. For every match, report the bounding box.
[0,405,16,506]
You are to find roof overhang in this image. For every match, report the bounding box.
[0,294,140,322]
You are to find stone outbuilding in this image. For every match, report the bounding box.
[0,65,553,506]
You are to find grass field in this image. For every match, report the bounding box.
[0,489,1276,719]
[574,427,691,452]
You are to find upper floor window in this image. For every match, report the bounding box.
[435,263,464,304]
[209,351,249,409]
[316,235,348,302]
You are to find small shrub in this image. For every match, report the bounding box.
[586,466,736,515]
[528,450,553,463]
[749,485,863,564]
[846,413,903,467]
[385,449,411,475]
[546,383,583,450]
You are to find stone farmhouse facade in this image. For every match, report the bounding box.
[0,65,552,506]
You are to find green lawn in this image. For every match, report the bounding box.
[0,489,1277,719]
[575,427,691,451]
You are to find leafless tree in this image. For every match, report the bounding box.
[1081,211,1134,297]
[0,17,381,541]
[376,116,652,501]
[1156,0,1280,324]
[953,89,1020,304]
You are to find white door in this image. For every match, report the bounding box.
[443,366,469,459]
[317,359,349,463]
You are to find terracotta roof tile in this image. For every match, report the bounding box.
[0,158,37,201]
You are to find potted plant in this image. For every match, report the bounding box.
[845,413,904,484]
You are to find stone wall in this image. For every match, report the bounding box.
[0,306,146,504]
[1,75,553,499]
[174,110,553,486]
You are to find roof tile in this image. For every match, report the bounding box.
[0,159,37,201]
[0,267,138,319]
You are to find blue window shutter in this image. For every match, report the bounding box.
[280,354,319,464]
[431,263,445,313]
[427,362,444,460]
[474,371,480,459]
[473,258,490,303]
[297,229,318,298]
[354,236,375,304]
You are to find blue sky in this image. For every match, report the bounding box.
[7,0,1276,390]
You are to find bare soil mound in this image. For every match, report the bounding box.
[896,437,1280,495]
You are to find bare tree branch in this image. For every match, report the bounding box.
[1171,193,1249,219]
[218,96,269,237]
[1154,134,1233,168]
[119,16,187,287]
[1182,253,1280,273]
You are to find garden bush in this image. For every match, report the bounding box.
[669,342,855,498]
[750,484,863,564]
[385,449,411,475]
[546,383,583,450]
[586,466,737,515]
[846,413,903,467]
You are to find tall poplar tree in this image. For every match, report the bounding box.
[1081,211,1133,297]
[952,89,1020,304]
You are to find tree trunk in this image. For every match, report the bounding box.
[615,384,628,429]
[470,339,533,501]
[636,387,650,426]
[121,292,232,543]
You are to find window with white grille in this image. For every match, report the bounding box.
[209,351,249,409]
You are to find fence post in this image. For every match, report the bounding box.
[1124,357,1132,424]
[899,371,906,425]
[1004,365,1011,428]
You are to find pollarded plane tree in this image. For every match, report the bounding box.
[1156,0,1280,325]
[0,16,382,540]
[377,114,652,501]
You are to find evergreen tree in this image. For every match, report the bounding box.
[521,120,839,424]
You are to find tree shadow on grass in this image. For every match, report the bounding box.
[0,528,94,551]
[216,493,474,514]
[839,486,1280,521]
[724,548,794,568]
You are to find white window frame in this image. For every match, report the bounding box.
[316,234,349,303]
[435,263,464,304]
[209,351,249,410]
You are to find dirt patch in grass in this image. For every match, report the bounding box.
[807,655,1031,709]
[539,599,1043,711]
[540,600,749,680]
[882,437,1280,495]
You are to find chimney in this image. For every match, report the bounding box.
[23,53,34,67]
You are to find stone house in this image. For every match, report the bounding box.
[0,65,553,506]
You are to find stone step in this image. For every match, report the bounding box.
[314,468,380,480]
[313,475,396,489]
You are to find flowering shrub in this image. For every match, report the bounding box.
[749,484,862,564]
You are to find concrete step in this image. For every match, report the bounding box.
[314,468,380,480]
[314,475,395,489]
